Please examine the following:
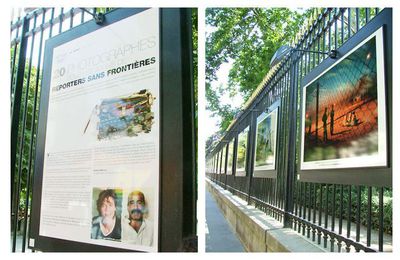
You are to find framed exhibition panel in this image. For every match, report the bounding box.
[30,8,195,252]
[220,144,227,174]
[216,152,220,174]
[253,101,280,178]
[298,9,392,186]
[236,126,249,176]
[226,138,235,175]
[213,154,217,174]
[216,151,220,174]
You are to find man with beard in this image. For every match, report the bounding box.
[122,190,153,246]
[91,189,121,241]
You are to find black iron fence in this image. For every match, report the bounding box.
[206,8,392,252]
[10,8,114,252]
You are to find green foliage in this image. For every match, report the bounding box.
[205,81,239,134]
[206,8,312,135]
[12,45,41,212]
[94,8,113,14]
[296,185,392,234]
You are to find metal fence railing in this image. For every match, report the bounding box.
[10,8,114,252]
[206,8,392,252]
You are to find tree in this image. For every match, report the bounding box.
[206,8,313,136]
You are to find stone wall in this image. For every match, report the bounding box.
[206,179,326,252]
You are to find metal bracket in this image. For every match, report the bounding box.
[79,8,105,24]
[293,48,338,59]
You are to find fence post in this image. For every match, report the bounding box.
[10,16,30,253]
[224,145,228,190]
[247,109,257,204]
[283,55,298,228]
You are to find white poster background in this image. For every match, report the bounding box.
[39,8,159,252]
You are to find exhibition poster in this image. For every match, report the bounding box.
[220,145,226,174]
[227,139,234,175]
[254,108,278,171]
[38,9,159,252]
[236,126,249,176]
[300,27,387,170]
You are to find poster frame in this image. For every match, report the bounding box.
[252,100,280,178]
[226,137,236,175]
[297,9,392,187]
[235,126,250,177]
[29,8,196,252]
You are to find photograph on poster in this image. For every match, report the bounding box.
[91,188,123,242]
[227,139,234,175]
[220,144,226,174]
[121,189,154,246]
[83,89,155,140]
[254,108,278,171]
[216,154,218,174]
[236,126,249,175]
[300,27,387,170]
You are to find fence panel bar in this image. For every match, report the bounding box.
[347,8,351,39]
[49,8,55,37]
[58,8,64,34]
[356,8,360,32]
[379,187,384,251]
[81,8,85,23]
[330,184,336,251]
[13,11,38,252]
[302,182,306,235]
[10,19,20,101]
[347,185,352,239]
[324,184,329,248]
[312,183,316,241]
[68,8,73,29]
[22,9,47,252]
[307,183,311,238]
[334,9,338,50]
[356,186,361,244]
[339,185,343,235]
[367,187,372,246]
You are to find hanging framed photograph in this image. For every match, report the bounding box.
[253,101,279,178]
[298,15,392,186]
[219,144,227,174]
[226,138,235,175]
[235,126,249,176]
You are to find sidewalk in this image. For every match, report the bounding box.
[206,189,245,252]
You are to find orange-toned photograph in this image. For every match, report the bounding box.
[301,28,387,169]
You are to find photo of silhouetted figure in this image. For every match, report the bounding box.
[330,105,335,136]
[302,30,382,163]
[305,114,312,136]
[322,107,328,142]
[351,111,360,126]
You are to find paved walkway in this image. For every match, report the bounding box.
[206,189,245,252]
